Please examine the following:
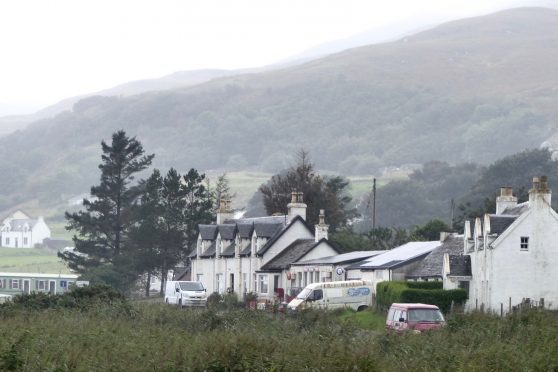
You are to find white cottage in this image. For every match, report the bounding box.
[1,211,51,248]
[455,176,558,313]
[189,192,339,302]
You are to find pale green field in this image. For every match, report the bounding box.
[0,247,72,274]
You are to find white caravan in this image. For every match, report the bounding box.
[287,280,373,312]
[165,281,207,308]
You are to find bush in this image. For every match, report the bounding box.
[376,281,467,313]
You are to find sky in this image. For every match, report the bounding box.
[0,0,550,114]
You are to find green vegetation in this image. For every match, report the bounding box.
[1,289,558,370]
[0,248,71,274]
[376,281,468,313]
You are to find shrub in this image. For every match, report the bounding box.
[376,281,467,313]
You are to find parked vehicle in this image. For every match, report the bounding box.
[165,281,207,308]
[287,280,373,312]
[0,294,12,304]
[386,303,446,332]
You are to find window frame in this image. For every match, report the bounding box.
[520,236,529,251]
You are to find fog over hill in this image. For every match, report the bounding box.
[0,7,558,214]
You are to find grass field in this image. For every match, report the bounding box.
[1,292,558,371]
[0,247,71,274]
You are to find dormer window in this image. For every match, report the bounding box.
[520,236,529,251]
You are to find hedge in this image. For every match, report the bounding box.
[376,281,467,313]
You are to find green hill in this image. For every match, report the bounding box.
[0,8,557,213]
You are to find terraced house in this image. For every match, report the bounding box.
[189,193,339,302]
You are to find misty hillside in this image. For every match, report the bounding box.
[0,7,557,213]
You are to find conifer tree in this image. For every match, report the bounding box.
[60,130,154,290]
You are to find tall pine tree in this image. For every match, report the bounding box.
[60,130,154,290]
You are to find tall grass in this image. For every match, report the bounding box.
[0,300,557,371]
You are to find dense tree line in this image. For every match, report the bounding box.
[59,131,214,292]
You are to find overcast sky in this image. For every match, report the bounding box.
[0,0,551,113]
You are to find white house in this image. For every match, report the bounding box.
[1,211,51,248]
[454,176,558,313]
[189,192,339,302]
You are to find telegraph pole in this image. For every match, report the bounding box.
[372,178,376,230]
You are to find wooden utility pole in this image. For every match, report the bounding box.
[372,178,377,230]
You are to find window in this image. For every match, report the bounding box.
[258,274,268,294]
[520,236,529,251]
[310,289,323,301]
[23,237,28,245]
[11,279,19,289]
[60,280,67,289]
[5,237,9,246]
[196,274,203,282]
[0,279,4,288]
[243,273,248,293]
[38,280,48,290]
[216,274,224,294]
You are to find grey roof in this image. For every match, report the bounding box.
[489,215,518,235]
[293,250,387,266]
[199,241,216,258]
[448,255,472,277]
[237,223,254,239]
[257,215,313,256]
[221,242,236,257]
[259,239,317,271]
[199,225,218,240]
[218,224,237,240]
[240,243,252,256]
[188,249,197,258]
[234,215,287,225]
[408,235,464,278]
[254,222,283,238]
[5,219,38,231]
[347,241,441,271]
[502,202,529,216]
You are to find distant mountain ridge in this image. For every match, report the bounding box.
[0,7,557,215]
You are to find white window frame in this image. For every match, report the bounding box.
[258,274,268,294]
[11,279,19,289]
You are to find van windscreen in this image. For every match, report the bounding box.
[179,282,204,291]
[408,309,444,322]
[297,288,312,299]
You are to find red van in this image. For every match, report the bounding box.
[386,303,445,332]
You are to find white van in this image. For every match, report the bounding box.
[165,281,207,308]
[287,280,373,312]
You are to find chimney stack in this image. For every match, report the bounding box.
[315,209,329,242]
[287,190,307,224]
[529,176,552,206]
[216,198,234,224]
[496,186,517,214]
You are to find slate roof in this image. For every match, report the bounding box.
[489,215,518,235]
[257,215,313,256]
[407,235,464,279]
[240,243,252,256]
[217,224,237,240]
[347,241,441,271]
[4,219,39,231]
[448,255,472,277]
[502,202,529,216]
[199,241,216,258]
[237,223,254,239]
[259,239,317,271]
[199,225,218,240]
[254,222,283,238]
[293,250,387,266]
[221,242,236,257]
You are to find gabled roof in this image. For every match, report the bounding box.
[448,255,471,277]
[257,215,313,256]
[347,241,441,271]
[221,242,236,257]
[4,219,39,231]
[217,224,237,240]
[293,250,386,266]
[259,239,317,272]
[237,223,254,239]
[502,202,529,216]
[240,243,252,256]
[199,241,216,258]
[199,225,218,240]
[407,235,464,279]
